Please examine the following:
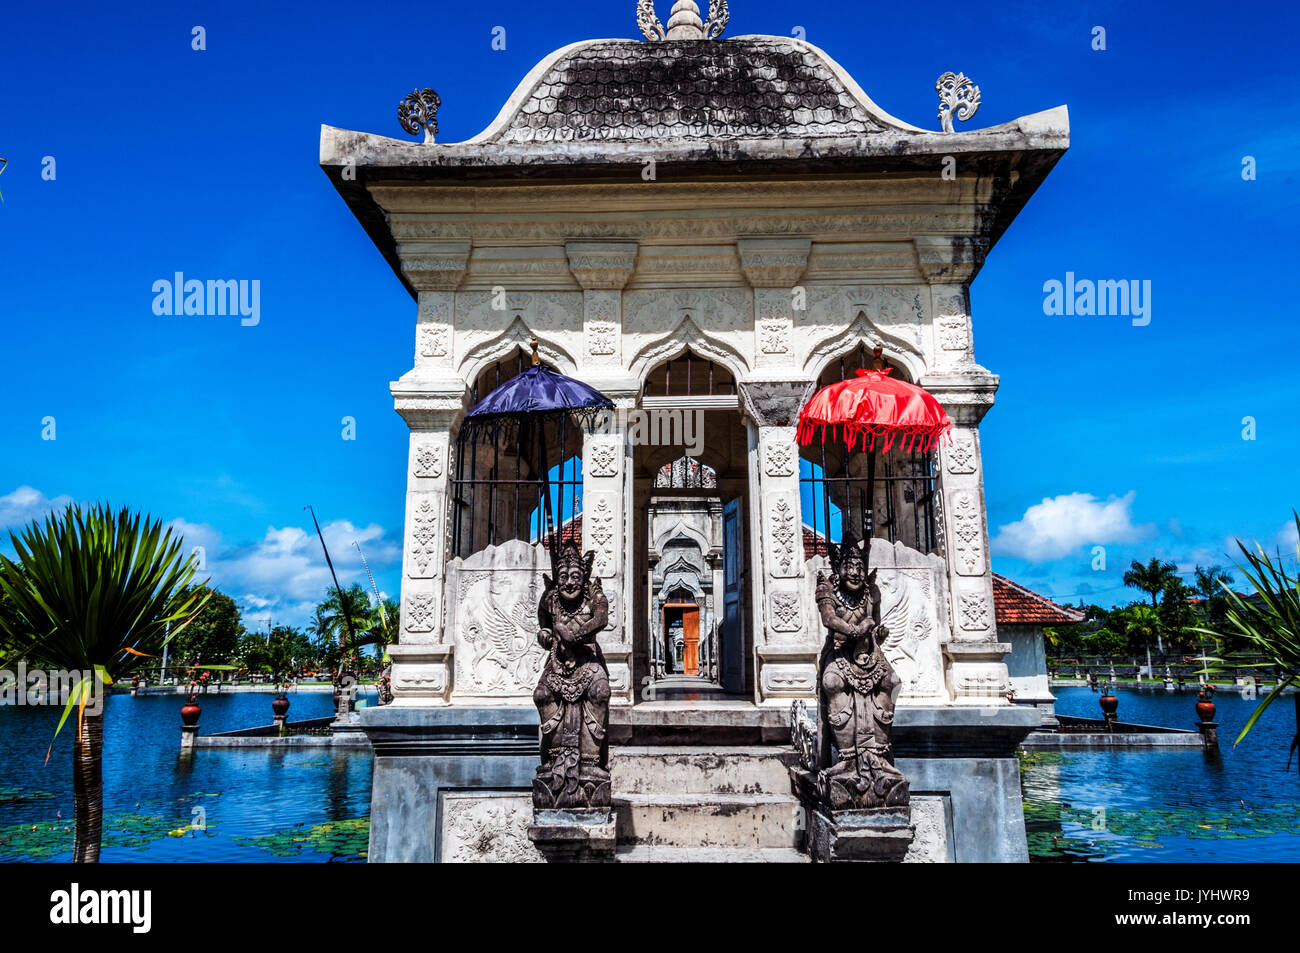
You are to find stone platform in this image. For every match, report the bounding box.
[360,703,1039,863]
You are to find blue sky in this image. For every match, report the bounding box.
[2,0,1297,626]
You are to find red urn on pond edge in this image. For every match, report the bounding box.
[1196,690,1217,723]
[1099,690,1119,716]
[271,695,291,718]
[180,696,201,727]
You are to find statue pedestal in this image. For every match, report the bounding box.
[808,806,914,863]
[790,766,915,862]
[528,809,617,863]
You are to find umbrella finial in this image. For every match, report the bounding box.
[529,336,541,366]
[871,345,886,370]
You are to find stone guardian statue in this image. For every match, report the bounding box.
[532,542,612,810]
[814,534,910,810]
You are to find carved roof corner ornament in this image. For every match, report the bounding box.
[638,0,728,41]
[936,71,980,133]
[398,88,441,144]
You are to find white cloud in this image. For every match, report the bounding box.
[2,488,399,627]
[1278,519,1300,550]
[993,491,1152,562]
[176,519,401,627]
[0,486,75,533]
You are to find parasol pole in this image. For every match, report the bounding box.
[860,345,887,577]
[528,337,559,565]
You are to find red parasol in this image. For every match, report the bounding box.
[796,358,953,571]
[797,368,952,453]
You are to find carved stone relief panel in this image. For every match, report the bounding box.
[763,440,796,478]
[586,438,621,479]
[416,292,453,365]
[405,591,438,634]
[759,662,818,698]
[764,492,801,579]
[445,540,550,700]
[768,590,802,633]
[413,440,446,479]
[949,490,985,576]
[407,494,443,579]
[584,493,619,578]
[958,590,991,632]
[440,793,543,863]
[944,435,976,475]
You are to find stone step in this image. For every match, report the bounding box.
[616,845,809,863]
[610,745,797,796]
[613,792,802,849]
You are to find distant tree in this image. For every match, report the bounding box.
[1082,628,1128,656]
[312,584,396,678]
[1115,604,1160,670]
[170,586,244,666]
[1193,565,1236,631]
[1123,558,1180,652]
[1158,579,1199,653]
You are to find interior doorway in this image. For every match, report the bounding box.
[662,601,700,675]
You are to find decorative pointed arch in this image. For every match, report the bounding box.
[653,520,713,559]
[801,311,926,384]
[628,314,750,387]
[458,316,580,384]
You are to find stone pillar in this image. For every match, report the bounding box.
[736,238,818,706]
[738,382,818,706]
[915,236,1010,706]
[384,242,472,707]
[566,241,638,705]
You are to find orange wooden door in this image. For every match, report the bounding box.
[682,608,699,675]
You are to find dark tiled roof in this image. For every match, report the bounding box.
[991,573,1085,626]
[501,38,885,144]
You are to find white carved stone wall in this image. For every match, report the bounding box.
[444,540,550,705]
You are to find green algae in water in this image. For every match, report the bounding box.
[0,812,209,860]
[1023,797,1300,860]
[0,787,56,804]
[234,818,368,859]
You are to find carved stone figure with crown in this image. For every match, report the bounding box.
[533,542,612,810]
[814,534,910,811]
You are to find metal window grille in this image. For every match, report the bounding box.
[799,345,940,557]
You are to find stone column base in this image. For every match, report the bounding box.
[808,807,915,863]
[944,642,1012,705]
[528,809,617,863]
[387,644,453,707]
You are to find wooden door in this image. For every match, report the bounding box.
[682,607,699,676]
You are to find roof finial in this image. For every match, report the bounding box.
[666,0,705,38]
[529,336,541,366]
[638,0,727,41]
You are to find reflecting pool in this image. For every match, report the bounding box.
[0,691,374,862]
[1023,686,1300,862]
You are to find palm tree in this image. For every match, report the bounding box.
[0,504,206,862]
[1123,558,1179,656]
[1121,605,1160,676]
[1196,514,1300,766]
[1193,565,1235,628]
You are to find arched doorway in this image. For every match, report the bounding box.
[632,348,752,699]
